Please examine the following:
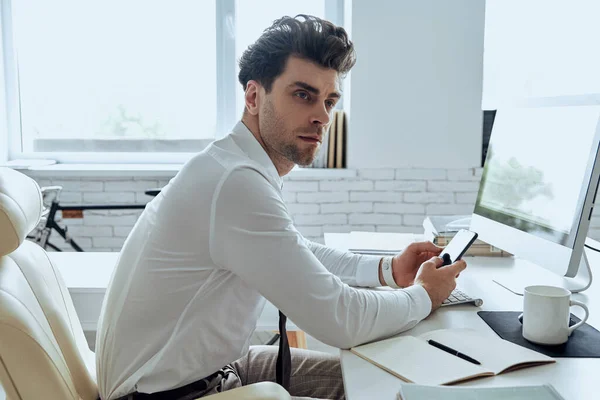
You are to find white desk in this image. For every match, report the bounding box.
[325,233,600,400]
[49,252,296,332]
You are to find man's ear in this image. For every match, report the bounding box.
[244,80,262,116]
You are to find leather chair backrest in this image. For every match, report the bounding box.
[0,167,98,399]
[0,255,78,399]
[0,168,43,256]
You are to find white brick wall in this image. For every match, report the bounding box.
[30,167,600,251]
[404,192,454,204]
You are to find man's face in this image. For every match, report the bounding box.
[258,56,341,166]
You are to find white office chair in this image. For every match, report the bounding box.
[0,167,290,400]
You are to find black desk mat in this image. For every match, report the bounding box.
[478,311,600,358]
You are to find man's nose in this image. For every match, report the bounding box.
[310,104,332,127]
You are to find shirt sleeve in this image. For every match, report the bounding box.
[209,167,432,349]
[303,239,382,287]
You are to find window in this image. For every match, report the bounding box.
[483,0,600,109]
[1,0,344,162]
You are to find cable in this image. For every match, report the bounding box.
[584,244,600,252]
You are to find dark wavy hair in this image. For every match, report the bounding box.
[238,14,356,93]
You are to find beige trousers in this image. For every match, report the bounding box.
[201,345,345,400]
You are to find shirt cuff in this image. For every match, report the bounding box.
[403,284,433,320]
[355,255,384,287]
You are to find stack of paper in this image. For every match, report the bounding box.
[348,231,420,255]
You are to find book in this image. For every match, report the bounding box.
[350,328,554,386]
[335,110,345,168]
[327,111,338,168]
[309,111,339,168]
[398,383,565,400]
[317,125,329,168]
[423,215,511,257]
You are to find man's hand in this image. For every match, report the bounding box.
[414,256,467,310]
[390,241,443,288]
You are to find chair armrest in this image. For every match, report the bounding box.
[202,382,291,400]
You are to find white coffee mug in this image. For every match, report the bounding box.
[521,285,589,345]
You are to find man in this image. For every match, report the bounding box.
[96,15,466,400]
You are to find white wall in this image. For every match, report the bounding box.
[0,3,8,165]
[483,0,600,107]
[0,74,7,165]
[348,0,485,168]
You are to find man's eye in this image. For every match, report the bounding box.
[325,100,336,109]
[295,92,310,100]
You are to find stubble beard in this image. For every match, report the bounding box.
[261,99,320,166]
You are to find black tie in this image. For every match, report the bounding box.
[276,311,292,391]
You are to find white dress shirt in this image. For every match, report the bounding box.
[95,121,432,399]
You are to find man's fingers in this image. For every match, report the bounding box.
[410,241,443,254]
[423,255,444,269]
[443,259,467,276]
[417,251,439,264]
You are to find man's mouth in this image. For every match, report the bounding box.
[298,136,321,144]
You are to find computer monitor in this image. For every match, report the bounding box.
[470,94,600,293]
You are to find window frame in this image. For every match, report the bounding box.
[1,0,346,164]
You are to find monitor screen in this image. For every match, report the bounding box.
[474,105,600,247]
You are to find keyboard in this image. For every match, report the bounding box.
[441,288,483,307]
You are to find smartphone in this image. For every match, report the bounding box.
[440,229,478,266]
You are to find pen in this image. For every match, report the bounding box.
[427,340,481,365]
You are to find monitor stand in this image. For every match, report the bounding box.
[493,248,593,295]
[566,250,593,293]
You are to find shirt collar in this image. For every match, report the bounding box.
[231,121,284,190]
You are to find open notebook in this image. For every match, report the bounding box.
[351,329,555,386]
